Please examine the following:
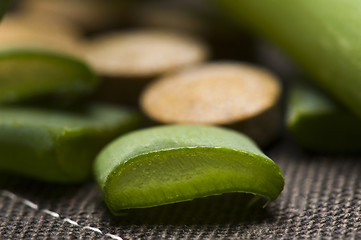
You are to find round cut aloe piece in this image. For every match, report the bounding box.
[94,125,284,214]
[0,103,141,182]
[0,50,98,104]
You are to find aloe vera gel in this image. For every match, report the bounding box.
[94,125,284,214]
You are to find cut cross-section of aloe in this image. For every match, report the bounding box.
[94,125,284,214]
[0,103,141,182]
[140,62,282,147]
[287,82,361,153]
[0,50,98,104]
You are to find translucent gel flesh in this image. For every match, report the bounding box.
[105,148,283,212]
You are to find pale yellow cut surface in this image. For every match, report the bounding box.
[141,62,281,124]
[19,0,129,31]
[0,13,81,56]
[84,30,209,78]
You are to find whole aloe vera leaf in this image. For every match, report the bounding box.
[215,0,361,118]
[0,50,98,104]
[94,125,284,214]
[0,103,141,182]
[287,83,361,153]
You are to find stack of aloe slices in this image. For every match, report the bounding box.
[0,3,285,214]
[0,7,141,182]
[0,50,142,182]
[0,0,357,217]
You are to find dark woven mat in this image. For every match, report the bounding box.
[1,137,361,239]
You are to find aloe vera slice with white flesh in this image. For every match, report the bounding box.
[94,125,284,214]
[0,50,98,104]
[287,82,361,153]
[0,103,141,182]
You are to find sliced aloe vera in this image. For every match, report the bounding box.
[287,83,361,153]
[94,125,284,213]
[0,50,98,104]
[0,103,141,182]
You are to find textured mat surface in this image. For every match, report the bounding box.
[1,138,360,239]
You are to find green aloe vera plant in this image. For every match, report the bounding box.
[94,125,284,214]
[215,0,361,118]
[0,103,141,182]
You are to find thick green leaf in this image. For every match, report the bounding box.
[94,125,284,214]
[0,103,141,182]
[0,50,98,104]
[287,83,361,153]
[215,0,361,118]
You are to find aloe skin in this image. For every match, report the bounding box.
[0,103,141,182]
[94,125,284,214]
[0,50,98,104]
[287,83,361,153]
[215,0,361,118]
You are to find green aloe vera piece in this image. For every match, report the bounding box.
[94,125,284,214]
[287,83,361,153]
[215,0,361,118]
[0,50,98,104]
[0,103,141,182]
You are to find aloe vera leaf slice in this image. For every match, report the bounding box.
[0,103,141,182]
[0,50,98,104]
[84,30,208,78]
[140,62,282,146]
[214,0,361,118]
[94,125,284,214]
[287,83,361,153]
